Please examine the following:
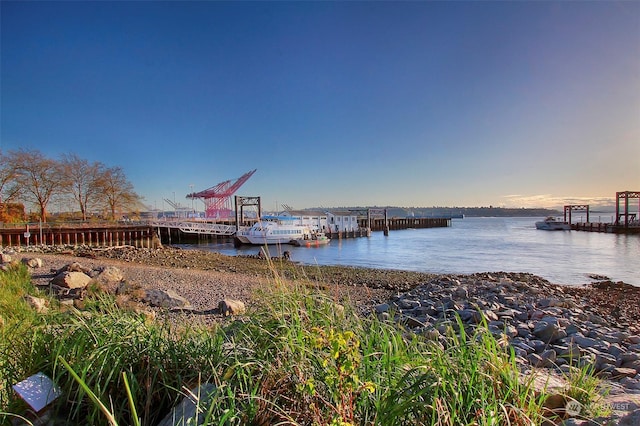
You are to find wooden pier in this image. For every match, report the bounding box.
[564,191,639,235]
[0,223,157,248]
[0,216,453,248]
[571,222,640,234]
[362,217,451,231]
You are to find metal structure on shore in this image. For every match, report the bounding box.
[186,169,257,219]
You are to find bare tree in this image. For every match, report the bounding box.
[60,154,106,221]
[7,149,62,223]
[0,150,21,203]
[98,166,142,221]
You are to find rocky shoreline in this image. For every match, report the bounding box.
[3,245,640,423]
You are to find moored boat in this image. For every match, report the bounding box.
[290,232,330,247]
[235,219,314,245]
[535,217,571,231]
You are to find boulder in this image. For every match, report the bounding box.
[51,271,92,289]
[94,266,125,285]
[540,349,557,366]
[144,289,191,309]
[218,299,246,316]
[621,359,640,374]
[619,352,640,364]
[375,303,390,314]
[57,262,92,275]
[568,335,604,349]
[23,295,48,313]
[619,377,640,391]
[21,257,43,268]
[542,393,568,418]
[611,367,637,379]
[557,343,582,361]
[618,409,640,426]
[156,383,217,426]
[594,352,619,371]
[533,321,566,343]
[0,253,12,263]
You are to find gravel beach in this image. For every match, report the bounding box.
[11,246,410,324]
[4,245,640,423]
[11,245,639,326]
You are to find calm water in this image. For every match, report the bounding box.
[176,217,639,286]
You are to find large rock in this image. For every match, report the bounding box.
[156,383,217,426]
[21,257,43,268]
[618,409,640,426]
[218,299,246,316]
[611,367,637,379]
[56,262,92,275]
[94,266,125,285]
[144,289,191,309]
[51,271,92,289]
[0,253,12,263]
[533,321,566,343]
[23,295,48,313]
[621,359,640,374]
[567,334,604,349]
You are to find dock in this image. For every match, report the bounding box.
[564,191,639,235]
[360,217,451,232]
[0,223,157,248]
[571,222,640,234]
[0,216,453,248]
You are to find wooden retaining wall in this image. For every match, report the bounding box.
[0,225,156,248]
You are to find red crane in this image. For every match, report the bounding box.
[187,169,257,219]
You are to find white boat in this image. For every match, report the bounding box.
[535,217,571,231]
[235,219,314,245]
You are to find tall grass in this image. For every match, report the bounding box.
[0,263,50,410]
[1,262,603,425]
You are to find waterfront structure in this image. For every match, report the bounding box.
[278,210,361,234]
[277,210,328,231]
[616,191,640,228]
[187,169,256,219]
[564,191,640,234]
[327,211,361,233]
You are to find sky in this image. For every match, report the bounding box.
[1,1,639,212]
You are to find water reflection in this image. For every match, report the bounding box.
[177,217,639,286]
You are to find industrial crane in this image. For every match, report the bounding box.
[186,169,257,219]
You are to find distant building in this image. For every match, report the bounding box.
[277,210,360,233]
[277,210,327,231]
[327,210,360,232]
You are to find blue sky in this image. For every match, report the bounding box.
[2,1,639,211]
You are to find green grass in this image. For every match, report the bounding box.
[0,262,604,425]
